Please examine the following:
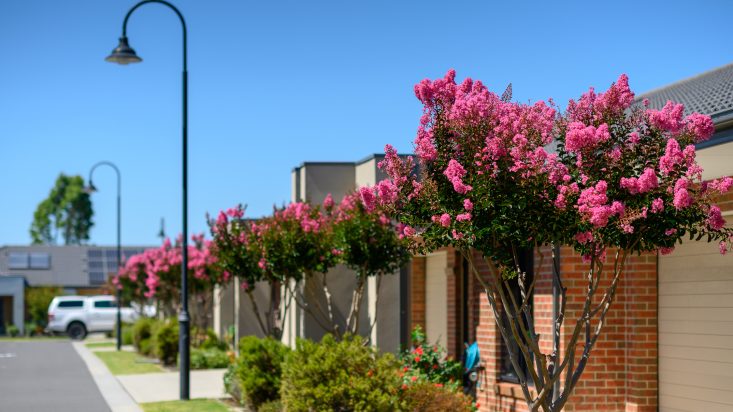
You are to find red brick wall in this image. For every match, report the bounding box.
[455,247,658,412]
[410,256,426,339]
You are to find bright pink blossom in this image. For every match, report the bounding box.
[565,122,611,154]
[685,113,715,142]
[648,101,685,133]
[707,206,725,230]
[456,213,472,222]
[439,213,451,227]
[443,159,472,194]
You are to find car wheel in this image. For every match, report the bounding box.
[67,322,87,340]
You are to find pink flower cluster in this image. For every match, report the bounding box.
[444,160,472,194]
[565,123,610,154]
[620,168,659,194]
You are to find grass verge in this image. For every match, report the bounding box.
[141,399,230,412]
[86,341,116,349]
[94,350,163,375]
[0,336,66,342]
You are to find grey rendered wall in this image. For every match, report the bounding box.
[0,246,87,287]
[0,277,25,335]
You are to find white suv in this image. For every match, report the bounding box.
[46,295,139,340]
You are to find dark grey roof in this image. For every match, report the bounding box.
[637,62,733,129]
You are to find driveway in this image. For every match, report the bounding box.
[0,340,110,411]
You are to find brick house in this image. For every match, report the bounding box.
[408,63,733,412]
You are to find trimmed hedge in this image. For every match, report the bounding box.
[235,336,290,410]
[190,348,230,370]
[153,319,179,365]
[280,334,401,412]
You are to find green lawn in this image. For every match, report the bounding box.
[86,341,116,349]
[0,336,66,342]
[94,351,164,375]
[141,399,230,412]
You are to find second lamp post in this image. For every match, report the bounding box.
[86,161,122,352]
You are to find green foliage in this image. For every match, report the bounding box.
[223,362,242,404]
[25,286,63,326]
[190,348,230,369]
[122,323,134,346]
[399,381,474,412]
[30,173,93,245]
[6,324,20,337]
[153,319,179,365]
[280,334,401,412]
[331,198,411,279]
[258,400,283,412]
[132,318,159,355]
[193,328,228,351]
[235,336,290,410]
[399,326,462,390]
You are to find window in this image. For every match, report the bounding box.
[94,300,115,308]
[58,300,84,308]
[89,261,104,269]
[88,249,103,258]
[499,248,535,383]
[89,271,106,285]
[29,253,50,269]
[8,252,29,269]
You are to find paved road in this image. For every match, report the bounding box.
[0,340,110,411]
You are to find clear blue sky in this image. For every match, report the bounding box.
[1,0,732,247]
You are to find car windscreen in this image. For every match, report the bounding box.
[57,300,84,308]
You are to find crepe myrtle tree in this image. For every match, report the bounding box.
[209,198,410,340]
[365,70,732,412]
[116,234,227,330]
[208,204,325,339]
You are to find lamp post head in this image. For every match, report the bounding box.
[105,37,142,65]
[84,182,98,194]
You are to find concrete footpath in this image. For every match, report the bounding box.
[76,341,228,406]
[72,341,142,412]
[116,369,228,403]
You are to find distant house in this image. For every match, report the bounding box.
[0,244,154,335]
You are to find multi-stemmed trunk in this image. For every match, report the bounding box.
[462,244,633,412]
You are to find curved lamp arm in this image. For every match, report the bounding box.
[121,0,187,70]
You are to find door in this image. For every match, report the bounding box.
[659,223,733,412]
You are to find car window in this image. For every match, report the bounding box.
[57,300,84,308]
[94,300,115,309]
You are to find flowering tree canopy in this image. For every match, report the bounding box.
[367,70,732,411]
[116,234,226,325]
[210,196,410,338]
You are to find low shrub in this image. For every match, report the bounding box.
[6,324,20,337]
[25,286,63,327]
[399,326,462,390]
[190,348,230,369]
[236,336,290,411]
[195,328,228,351]
[223,362,243,405]
[400,381,474,412]
[281,334,401,412]
[258,400,283,412]
[153,319,179,365]
[121,323,134,346]
[132,318,158,353]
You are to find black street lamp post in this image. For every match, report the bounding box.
[106,0,191,400]
[86,161,122,352]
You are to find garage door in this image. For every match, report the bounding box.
[425,251,448,349]
[659,224,733,412]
